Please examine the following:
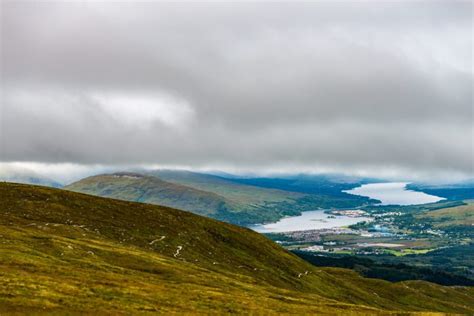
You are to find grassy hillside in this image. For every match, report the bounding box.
[148,170,303,205]
[65,172,304,224]
[65,172,230,217]
[418,201,474,229]
[148,170,374,223]
[67,171,367,225]
[1,183,473,314]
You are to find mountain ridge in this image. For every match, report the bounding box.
[66,170,374,225]
[65,172,232,217]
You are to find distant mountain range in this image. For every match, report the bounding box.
[1,182,472,314]
[65,170,374,225]
[227,173,379,195]
[407,181,474,201]
[0,168,62,188]
[6,166,472,226]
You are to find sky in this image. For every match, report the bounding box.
[0,1,473,184]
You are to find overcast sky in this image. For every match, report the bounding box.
[0,1,473,183]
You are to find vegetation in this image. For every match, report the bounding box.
[363,200,473,241]
[267,197,473,287]
[1,182,473,314]
[228,174,375,196]
[148,170,303,205]
[294,251,474,286]
[66,170,374,225]
[350,200,470,234]
[418,201,474,229]
[407,183,474,201]
[363,245,474,281]
[65,172,229,217]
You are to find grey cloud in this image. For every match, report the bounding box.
[1,1,472,179]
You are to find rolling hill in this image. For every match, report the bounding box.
[149,170,374,205]
[148,170,373,223]
[1,182,473,314]
[67,171,348,225]
[418,200,474,230]
[65,172,306,224]
[65,172,230,217]
[147,169,305,205]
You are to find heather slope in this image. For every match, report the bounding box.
[1,183,473,314]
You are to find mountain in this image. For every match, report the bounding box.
[147,170,374,222]
[1,182,473,314]
[65,172,230,217]
[407,182,474,201]
[67,171,366,225]
[226,173,379,196]
[66,171,320,225]
[0,166,62,188]
[147,169,304,205]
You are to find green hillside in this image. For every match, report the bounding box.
[66,172,310,225]
[65,172,230,217]
[149,170,372,224]
[1,183,473,314]
[148,170,303,205]
[418,201,474,229]
[65,172,304,224]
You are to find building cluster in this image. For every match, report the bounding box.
[329,210,368,217]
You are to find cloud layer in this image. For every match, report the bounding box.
[1,1,472,179]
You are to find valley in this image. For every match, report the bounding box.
[3,2,471,314]
[1,182,473,314]
[65,170,372,225]
[2,171,473,310]
[10,170,474,288]
[266,198,473,286]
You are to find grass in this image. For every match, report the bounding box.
[1,182,473,314]
[147,169,303,205]
[65,172,305,225]
[65,171,369,225]
[385,249,436,257]
[65,173,229,217]
[418,201,474,228]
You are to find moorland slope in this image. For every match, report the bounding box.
[1,182,473,314]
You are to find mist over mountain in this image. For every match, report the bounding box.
[0,165,62,188]
[1,1,472,182]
